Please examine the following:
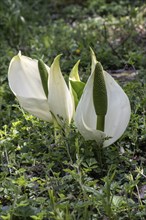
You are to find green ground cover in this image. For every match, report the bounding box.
[0,0,146,219]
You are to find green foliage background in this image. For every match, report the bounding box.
[0,0,146,219]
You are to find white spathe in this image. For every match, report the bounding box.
[8,52,74,126]
[8,52,53,122]
[75,54,131,147]
[48,55,74,125]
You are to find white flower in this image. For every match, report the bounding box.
[48,55,74,125]
[75,49,131,147]
[8,52,74,126]
[8,51,53,122]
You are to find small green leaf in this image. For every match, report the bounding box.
[70,80,85,107]
[69,60,80,81]
[71,87,78,108]
[90,47,97,73]
[38,59,49,98]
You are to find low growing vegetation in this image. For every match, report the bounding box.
[0,0,146,219]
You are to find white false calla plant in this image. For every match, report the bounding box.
[8,52,74,127]
[75,49,131,147]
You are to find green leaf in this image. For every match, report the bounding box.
[38,59,49,98]
[70,80,85,107]
[69,60,80,81]
[71,87,78,108]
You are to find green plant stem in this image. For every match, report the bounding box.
[53,119,61,144]
[65,141,73,164]
[93,144,103,170]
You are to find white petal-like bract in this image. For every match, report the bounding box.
[75,51,131,147]
[8,52,53,122]
[48,55,74,125]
